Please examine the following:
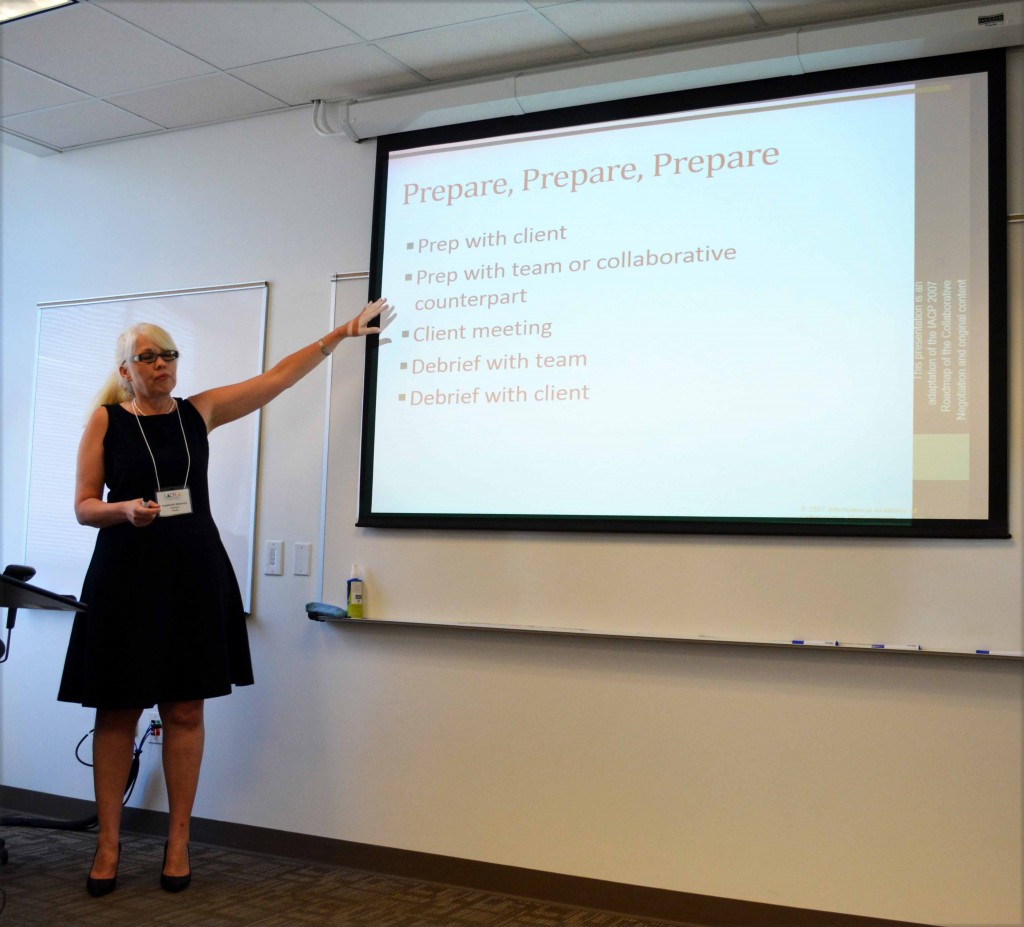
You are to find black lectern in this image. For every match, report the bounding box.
[0,564,84,664]
[0,565,85,864]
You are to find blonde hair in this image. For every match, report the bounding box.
[90,323,179,412]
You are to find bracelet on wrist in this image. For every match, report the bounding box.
[318,338,332,356]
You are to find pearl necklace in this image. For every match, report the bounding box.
[132,397,176,416]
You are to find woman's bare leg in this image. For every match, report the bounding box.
[158,699,204,876]
[90,707,142,879]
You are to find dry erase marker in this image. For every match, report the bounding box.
[871,643,922,651]
[790,640,839,647]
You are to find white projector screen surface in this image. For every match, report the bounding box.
[359,53,1007,537]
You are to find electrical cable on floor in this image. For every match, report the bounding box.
[0,723,154,832]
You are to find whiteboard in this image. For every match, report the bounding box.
[319,221,1022,657]
[25,283,267,612]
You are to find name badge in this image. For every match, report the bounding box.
[156,486,193,517]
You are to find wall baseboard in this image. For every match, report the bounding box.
[0,786,932,927]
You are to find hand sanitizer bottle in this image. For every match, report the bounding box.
[347,563,364,619]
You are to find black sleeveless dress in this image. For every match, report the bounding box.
[58,400,254,709]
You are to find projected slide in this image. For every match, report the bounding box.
[360,61,1002,536]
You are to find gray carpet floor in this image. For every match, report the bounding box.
[0,823,694,927]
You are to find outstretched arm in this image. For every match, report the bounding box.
[190,297,393,432]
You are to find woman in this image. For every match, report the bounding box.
[57,298,391,896]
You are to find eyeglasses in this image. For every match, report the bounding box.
[131,351,180,364]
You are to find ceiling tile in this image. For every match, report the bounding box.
[0,0,990,155]
[108,74,288,129]
[0,1,214,96]
[0,59,89,117]
[0,99,160,149]
[229,43,425,106]
[311,0,528,39]
[93,0,362,70]
[376,12,585,82]
[541,0,758,54]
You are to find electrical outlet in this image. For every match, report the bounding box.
[145,710,163,746]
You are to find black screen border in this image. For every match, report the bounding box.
[358,49,1009,540]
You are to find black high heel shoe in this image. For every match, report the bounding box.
[160,841,191,893]
[86,841,121,897]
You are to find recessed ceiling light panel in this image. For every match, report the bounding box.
[0,0,76,26]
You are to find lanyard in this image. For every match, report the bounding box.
[132,399,191,492]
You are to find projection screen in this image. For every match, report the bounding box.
[358,50,1008,538]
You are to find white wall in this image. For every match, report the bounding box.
[2,60,1022,927]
